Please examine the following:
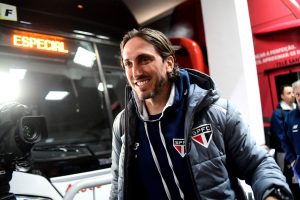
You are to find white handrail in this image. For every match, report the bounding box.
[63,174,112,200]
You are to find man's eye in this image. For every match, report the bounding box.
[139,56,152,65]
[141,58,149,64]
[123,61,132,68]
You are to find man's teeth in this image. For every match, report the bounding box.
[137,80,148,86]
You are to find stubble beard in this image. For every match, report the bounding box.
[139,76,166,101]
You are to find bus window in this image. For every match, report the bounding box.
[96,43,127,119]
[97,44,121,67]
[0,26,117,176]
[103,67,126,119]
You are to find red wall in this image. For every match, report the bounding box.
[152,0,300,124]
[248,0,300,121]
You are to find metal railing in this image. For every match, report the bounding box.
[63,170,112,200]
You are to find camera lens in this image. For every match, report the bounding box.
[19,116,47,145]
[22,124,39,142]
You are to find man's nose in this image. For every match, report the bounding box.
[132,62,143,77]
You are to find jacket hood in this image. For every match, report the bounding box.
[184,68,219,111]
[185,68,216,90]
[171,68,218,108]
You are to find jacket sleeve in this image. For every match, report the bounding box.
[109,111,124,200]
[223,101,292,200]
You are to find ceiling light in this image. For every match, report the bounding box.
[96,35,110,40]
[20,21,32,25]
[45,91,69,100]
[107,84,113,88]
[77,4,84,9]
[73,30,94,36]
[97,83,113,92]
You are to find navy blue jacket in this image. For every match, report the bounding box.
[283,108,300,163]
[270,103,294,152]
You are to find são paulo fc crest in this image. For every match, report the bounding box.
[173,139,186,157]
[191,124,213,148]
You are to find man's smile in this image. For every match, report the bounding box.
[136,80,149,87]
[134,77,152,91]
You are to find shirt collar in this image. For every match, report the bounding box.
[280,101,296,110]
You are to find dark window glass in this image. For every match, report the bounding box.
[103,66,127,119]
[0,27,127,176]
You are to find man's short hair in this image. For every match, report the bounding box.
[279,84,291,96]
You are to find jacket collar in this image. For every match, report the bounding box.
[280,101,296,110]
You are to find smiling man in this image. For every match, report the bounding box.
[109,28,293,200]
[122,36,174,114]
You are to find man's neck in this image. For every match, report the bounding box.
[144,84,172,115]
[145,99,167,115]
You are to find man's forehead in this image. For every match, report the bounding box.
[284,86,293,92]
[122,39,158,60]
[123,52,153,60]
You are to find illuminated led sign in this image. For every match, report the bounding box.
[12,32,69,53]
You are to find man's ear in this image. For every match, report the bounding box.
[280,93,284,101]
[165,56,175,73]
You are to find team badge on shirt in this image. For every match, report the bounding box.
[173,139,186,157]
[191,124,213,148]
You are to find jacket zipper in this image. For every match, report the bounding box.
[185,109,201,200]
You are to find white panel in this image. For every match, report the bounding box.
[200,0,265,144]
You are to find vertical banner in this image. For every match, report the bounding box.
[0,3,17,21]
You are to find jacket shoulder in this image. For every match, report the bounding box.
[199,98,229,135]
[211,98,228,112]
[112,110,125,139]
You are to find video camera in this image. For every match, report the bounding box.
[8,116,47,160]
[0,103,48,163]
[0,103,48,198]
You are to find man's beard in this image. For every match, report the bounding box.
[139,76,165,100]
